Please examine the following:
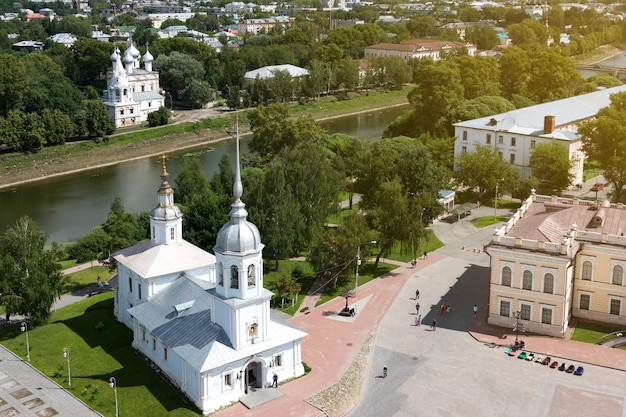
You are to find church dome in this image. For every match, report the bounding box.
[150,204,182,221]
[128,42,140,59]
[110,48,120,62]
[143,49,154,63]
[215,203,262,254]
[122,49,134,65]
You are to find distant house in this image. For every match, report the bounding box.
[453,85,626,189]
[243,64,309,82]
[237,16,294,35]
[364,39,477,61]
[12,40,44,52]
[50,33,77,47]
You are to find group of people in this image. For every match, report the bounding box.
[410,252,429,268]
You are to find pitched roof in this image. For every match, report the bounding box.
[114,240,215,279]
[244,64,309,80]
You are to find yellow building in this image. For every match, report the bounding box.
[486,191,626,338]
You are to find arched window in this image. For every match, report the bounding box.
[218,263,223,286]
[612,265,623,285]
[543,273,554,294]
[582,261,592,281]
[522,270,532,290]
[247,265,255,287]
[230,266,239,289]
[501,266,511,287]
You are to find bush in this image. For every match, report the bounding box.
[147,106,170,127]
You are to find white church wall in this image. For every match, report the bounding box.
[186,265,215,284]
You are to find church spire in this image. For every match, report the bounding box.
[150,153,182,244]
[233,114,243,202]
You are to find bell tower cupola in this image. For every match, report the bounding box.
[150,154,183,245]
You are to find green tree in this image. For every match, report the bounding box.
[316,43,343,95]
[69,38,114,88]
[147,106,170,127]
[465,26,499,50]
[529,141,574,193]
[0,216,65,323]
[153,51,206,100]
[454,55,500,100]
[499,47,530,100]
[508,19,549,49]
[181,78,214,108]
[454,144,520,196]
[579,92,626,202]
[80,100,115,139]
[41,108,75,146]
[102,196,144,251]
[526,49,582,103]
[448,96,515,123]
[174,156,211,206]
[0,54,28,117]
[67,226,111,263]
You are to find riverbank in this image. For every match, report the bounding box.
[0,90,409,190]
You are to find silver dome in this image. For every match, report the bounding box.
[215,202,261,254]
[150,205,182,221]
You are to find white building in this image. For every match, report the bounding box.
[453,85,626,188]
[112,139,307,414]
[364,39,477,61]
[103,43,164,128]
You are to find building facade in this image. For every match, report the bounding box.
[237,16,294,34]
[486,191,626,338]
[364,39,477,61]
[453,85,626,188]
[103,43,164,128]
[112,135,306,414]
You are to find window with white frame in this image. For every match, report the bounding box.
[247,265,255,287]
[274,354,283,368]
[224,373,233,388]
[501,266,512,287]
[541,307,553,324]
[138,283,142,300]
[579,293,590,310]
[163,345,168,361]
[543,273,554,294]
[141,326,146,342]
[581,260,592,281]
[509,153,515,164]
[462,131,467,140]
[499,299,511,317]
[462,146,467,154]
[610,298,622,315]
[498,135,503,144]
[129,276,133,293]
[520,303,531,320]
[612,265,623,285]
[522,270,532,290]
[486,134,491,144]
[218,263,223,286]
[511,137,516,146]
[152,336,156,351]
[170,227,175,241]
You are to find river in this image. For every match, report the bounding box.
[0,105,410,244]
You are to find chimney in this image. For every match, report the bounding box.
[544,115,556,134]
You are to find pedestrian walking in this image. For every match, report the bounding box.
[431,318,437,330]
[440,304,445,315]
[97,276,103,289]
[383,365,388,378]
[446,305,450,314]
[415,289,420,299]
[411,259,417,268]
[424,251,428,259]
[415,302,420,315]
[272,373,278,388]
[473,304,478,317]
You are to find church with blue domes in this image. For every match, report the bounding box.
[111,128,307,413]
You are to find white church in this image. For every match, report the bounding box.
[103,43,165,128]
[111,131,307,414]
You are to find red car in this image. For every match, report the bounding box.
[591,183,605,191]
[550,361,559,369]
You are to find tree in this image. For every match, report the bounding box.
[465,26,499,50]
[0,216,65,323]
[41,108,75,146]
[447,96,515,124]
[147,106,170,127]
[499,47,530,100]
[80,100,115,139]
[69,38,114,88]
[102,196,144,251]
[454,55,500,100]
[579,92,626,202]
[316,43,343,95]
[0,54,28,117]
[454,144,520,196]
[526,49,582,103]
[508,19,549,49]
[174,156,211,206]
[67,226,111,263]
[153,51,206,100]
[529,142,574,193]
[181,78,214,108]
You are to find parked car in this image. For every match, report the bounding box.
[574,366,584,376]
[591,183,605,191]
[517,351,527,360]
[550,361,559,369]
[526,352,535,361]
[542,356,552,365]
[566,365,576,373]
[535,355,543,363]
[558,363,566,371]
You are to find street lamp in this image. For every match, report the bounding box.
[494,180,499,221]
[355,241,377,296]
[512,311,526,344]
[109,377,118,417]
[63,348,71,387]
[165,91,173,113]
[20,322,30,362]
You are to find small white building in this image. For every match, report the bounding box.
[364,39,477,61]
[112,144,307,414]
[453,85,626,188]
[102,43,164,128]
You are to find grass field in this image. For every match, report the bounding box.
[571,320,626,350]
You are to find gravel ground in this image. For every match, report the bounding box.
[306,332,375,417]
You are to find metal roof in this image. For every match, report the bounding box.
[244,64,309,80]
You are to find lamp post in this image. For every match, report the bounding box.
[20,322,30,362]
[63,348,71,387]
[355,241,377,296]
[513,311,525,344]
[109,377,118,417]
[494,180,499,221]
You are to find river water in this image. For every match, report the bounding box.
[0,105,409,244]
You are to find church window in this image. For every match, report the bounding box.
[273,354,283,368]
[152,336,156,351]
[163,345,168,361]
[123,89,127,96]
[130,107,134,114]
[120,109,124,115]
[138,283,142,299]
[115,89,120,98]
[152,226,155,239]
[230,266,239,289]
[129,276,132,293]
[218,263,223,286]
[170,227,175,241]
[224,373,232,388]
[141,326,146,342]
[248,265,255,287]
[141,85,145,92]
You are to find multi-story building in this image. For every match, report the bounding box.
[237,16,294,34]
[453,85,626,188]
[486,191,626,338]
[364,39,477,61]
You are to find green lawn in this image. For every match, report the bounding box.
[471,216,509,229]
[1,293,201,417]
[63,266,111,293]
[327,203,359,225]
[571,320,626,349]
[384,231,444,263]
[263,260,317,315]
